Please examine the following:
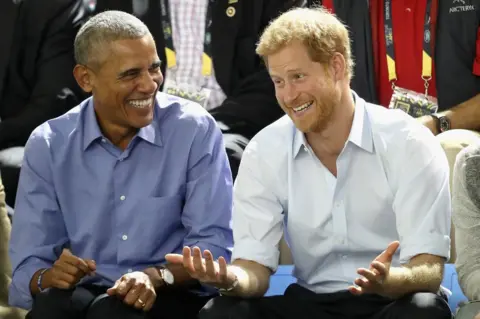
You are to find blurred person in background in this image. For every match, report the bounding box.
[452,143,480,319]
[0,0,90,207]
[93,0,306,179]
[0,173,24,319]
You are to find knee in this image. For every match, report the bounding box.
[30,288,75,317]
[198,296,244,319]
[396,292,452,319]
[87,293,143,319]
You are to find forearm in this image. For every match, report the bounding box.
[222,259,272,298]
[440,93,480,131]
[384,262,443,299]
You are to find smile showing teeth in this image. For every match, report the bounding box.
[129,98,151,108]
[293,101,313,112]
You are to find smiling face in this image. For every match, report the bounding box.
[76,34,163,133]
[268,41,342,134]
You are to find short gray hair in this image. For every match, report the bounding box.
[74,10,150,67]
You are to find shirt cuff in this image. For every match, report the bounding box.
[399,233,450,264]
[9,258,52,310]
[232,238,280,272]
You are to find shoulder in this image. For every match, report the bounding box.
[458,142,480,165]
[25,101,84,160]
[247,115,292,157]
[241,115,292,178]
[155,92,218,134]
[365,103,440,156]
[22,0,82,17]
[457,142,480,203]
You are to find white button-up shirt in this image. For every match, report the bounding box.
[232,93,451,294]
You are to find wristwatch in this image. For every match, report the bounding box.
[159,266,174,285]
[218,275,239,294]
[430,114,450,133]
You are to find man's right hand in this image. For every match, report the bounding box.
[165,246,236,290]
[42,248,96,290]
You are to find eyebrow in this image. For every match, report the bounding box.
[117,60,162,79]
[270,68,304,78]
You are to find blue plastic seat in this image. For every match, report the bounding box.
[266,264,468,311]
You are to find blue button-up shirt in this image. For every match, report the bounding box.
[9,93,234,309]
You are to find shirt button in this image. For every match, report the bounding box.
[120,195,126,201]
[127,268,133,273]
[101,138,106,143]
[122,234,128,240]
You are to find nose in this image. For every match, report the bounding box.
[137,72,160,93]
[282,83,299,105]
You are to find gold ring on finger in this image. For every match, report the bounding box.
[138,299,146,307]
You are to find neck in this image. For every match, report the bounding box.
[94,111,137,151]
[306,89,355,156]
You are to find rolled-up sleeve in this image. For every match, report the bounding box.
[452,145,480,301]
[392,127,451,264]
[181,111,234,262]
[231,138,285,272]
[9,127,68,310]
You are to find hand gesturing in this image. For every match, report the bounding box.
[348,241,400,296]
[165,246,236,289]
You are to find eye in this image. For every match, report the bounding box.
[272,78,283,85]
[294,73,305,79]
[149,64,161,72]
[120,71,139,80]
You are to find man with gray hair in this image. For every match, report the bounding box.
[8,10,233,319]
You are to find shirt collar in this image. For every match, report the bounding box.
[292,91,373,158]
[82,97,163,151]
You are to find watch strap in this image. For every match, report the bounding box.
[218,275,239,294]
[430,113,440,129]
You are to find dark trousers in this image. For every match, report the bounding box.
[27,284,213,319]
[199,284,452,319]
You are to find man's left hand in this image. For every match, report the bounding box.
[348,241,400,297]
[107,271,156,311]
[417,115,438,135]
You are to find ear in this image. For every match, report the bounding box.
[73,65,94,93]
[330,52,347,82]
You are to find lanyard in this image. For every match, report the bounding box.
[384,0,434,94]
[160,0,213,76]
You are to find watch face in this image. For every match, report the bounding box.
[439,117,450,132]
[162,269,174,285]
